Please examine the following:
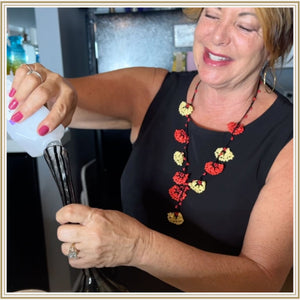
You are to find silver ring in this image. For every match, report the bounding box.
[68,243,79,259]
[24,64,32,72]
[27,69,43,83]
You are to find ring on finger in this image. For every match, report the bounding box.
[23,64,32,72]
[68,243,80,259]
[26,69,43,83]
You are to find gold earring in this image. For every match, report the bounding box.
[263,66,276,93]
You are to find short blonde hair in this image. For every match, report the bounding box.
[183,7,293,69]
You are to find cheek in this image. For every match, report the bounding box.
[233,37,265,60]
[194,22,205,42]
[193,17,208,39]
[193,25,206,56]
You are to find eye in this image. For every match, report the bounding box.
[204,12,218,20]
[203,8,220,20]
[238,25,255,32]
[205,13,219,20]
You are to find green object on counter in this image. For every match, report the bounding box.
[8,35,26,75]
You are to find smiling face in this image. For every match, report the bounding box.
[193,7,269,89]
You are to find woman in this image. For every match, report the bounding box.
[9,7,293,292]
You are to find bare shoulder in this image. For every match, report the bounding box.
[266,138,293,181]
[241,139,293,289]
[127,67,168,100]
[130,67,168,142]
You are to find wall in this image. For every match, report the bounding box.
[95,9,195,72]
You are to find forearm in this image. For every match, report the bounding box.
[67,74,133,129]
[69,105,131,130]
[133,229,280,292]
[66,67,167,130]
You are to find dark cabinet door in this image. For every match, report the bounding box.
[7,153,49,292]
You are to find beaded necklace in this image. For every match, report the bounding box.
[168,80,261,225]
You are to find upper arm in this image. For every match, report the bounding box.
[240,139,294,289]
[68,67,168,135]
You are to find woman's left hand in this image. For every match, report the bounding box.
[56,204,151,269]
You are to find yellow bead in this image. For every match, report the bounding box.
[167,212,184,225]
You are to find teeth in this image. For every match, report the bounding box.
[209,52,229,61]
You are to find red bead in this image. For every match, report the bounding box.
[173,172,189,185]
[204,161,224,175]
[174,129,189,143]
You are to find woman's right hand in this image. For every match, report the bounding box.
[8,63,78,136]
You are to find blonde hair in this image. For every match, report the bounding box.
[183,7,293,69]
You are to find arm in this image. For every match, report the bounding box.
[10,64,167,141]
[133,139,293,292]
[135,139,293,292]
[68,67,168,142]
[57,139,293,292]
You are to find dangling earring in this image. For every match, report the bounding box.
[262,62,277,93]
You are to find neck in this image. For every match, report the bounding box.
[201,79,258,106]
[189,77,261,130]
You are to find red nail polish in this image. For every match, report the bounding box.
[8,99,19,110]
[9,88,16,98]
[38,125,49,136]
[10,111,23,123]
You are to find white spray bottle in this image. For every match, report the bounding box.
[6,75,65,157]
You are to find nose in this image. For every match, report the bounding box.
[212,22,231,46]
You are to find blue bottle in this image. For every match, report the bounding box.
[7,41,12,75]
[8,35,26,75]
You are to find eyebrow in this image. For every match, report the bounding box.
[238,12,258,18]
[215,7,258,18]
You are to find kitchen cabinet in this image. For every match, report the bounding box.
[7,153,49,292]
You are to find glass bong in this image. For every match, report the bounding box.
[44,142,128,292]
[6,75,127,292]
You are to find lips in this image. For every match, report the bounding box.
[203,48,233,66]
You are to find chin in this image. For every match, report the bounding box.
[198,71,220,85]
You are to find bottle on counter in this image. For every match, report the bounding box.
[7,34,12,75]
[23,29,37,64]
[28,27,40,63]
[8,35,26,75]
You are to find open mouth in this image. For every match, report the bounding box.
[208,52,230,62]
[203,48,233,65]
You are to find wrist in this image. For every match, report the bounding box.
[129,224,154,268]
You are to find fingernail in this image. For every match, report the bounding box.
[8,99,19,110]
[9,88,16,98]
[38,125,49,136]
[10,111,23,123]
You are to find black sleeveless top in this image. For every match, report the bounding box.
[118,71,293,291]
